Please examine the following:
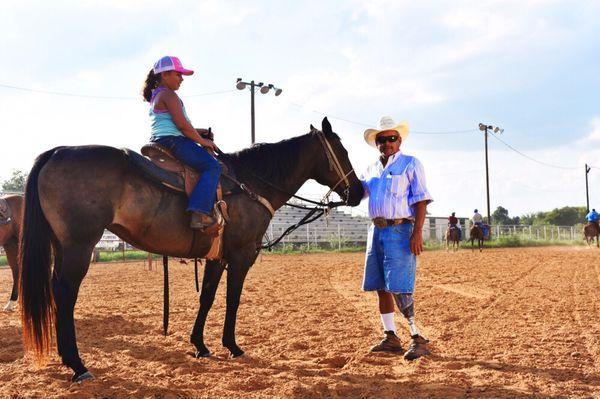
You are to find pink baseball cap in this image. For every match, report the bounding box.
[153,56,194,75]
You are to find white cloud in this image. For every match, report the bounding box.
[578,117,600,144]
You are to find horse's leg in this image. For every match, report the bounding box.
[190,259,226,357]
[53,244,94,382]
[222,251,255,357]
[3,240,19,311]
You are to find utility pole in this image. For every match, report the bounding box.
[236,79,282,145]
[586,163,591,212]
[478,123,504,226]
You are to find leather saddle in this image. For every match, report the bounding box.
[140,143,201,197]
[126,142,230,259]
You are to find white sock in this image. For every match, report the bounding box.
[380,312,396,333]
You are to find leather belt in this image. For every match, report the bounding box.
[372,217,413,228]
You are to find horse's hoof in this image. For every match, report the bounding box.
[195,350,211,358]
[72,371,95,383]
[228,347,245,358]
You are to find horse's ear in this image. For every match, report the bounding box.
[310,124,316,131]
[321,117,332,134]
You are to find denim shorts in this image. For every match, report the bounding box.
[362,222,416,294]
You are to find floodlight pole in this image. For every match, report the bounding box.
[250,81,256,145]
[479,123,503,226]
[484,125,491,225]
[585,163,591,212]
[236,79,283,145]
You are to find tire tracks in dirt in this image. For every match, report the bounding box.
[570,263,600,374]
[459,262,541,327]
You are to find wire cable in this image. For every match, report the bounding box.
[488,133,581,170]
[286,100,474,135]
[0,83,234,100]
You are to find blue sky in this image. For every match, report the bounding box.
[1,0,599,218]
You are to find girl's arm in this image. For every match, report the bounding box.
[161,91,217,152]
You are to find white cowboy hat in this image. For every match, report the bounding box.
[363,116,409,148]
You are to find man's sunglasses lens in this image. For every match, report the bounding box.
[376,136,399,144]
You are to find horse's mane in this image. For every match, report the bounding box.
[224,130,337,183]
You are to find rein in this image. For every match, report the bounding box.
[216,129,355,251]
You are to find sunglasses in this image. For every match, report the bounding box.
[375,135,399,144]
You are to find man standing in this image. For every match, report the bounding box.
[359,116,433,360]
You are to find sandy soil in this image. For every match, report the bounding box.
[1,247,600,398]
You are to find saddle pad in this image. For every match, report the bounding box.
[0,198,12,225]
[125,149,185,193]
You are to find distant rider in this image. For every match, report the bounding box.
[448,212,461,240]
[587,208,599,229]
[472,209,487,238]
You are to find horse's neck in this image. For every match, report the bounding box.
[262,153,316,211]
[232,135,319,211]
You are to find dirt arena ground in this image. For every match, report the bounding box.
[1,246,600,398]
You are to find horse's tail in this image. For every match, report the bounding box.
[19,148,59,363]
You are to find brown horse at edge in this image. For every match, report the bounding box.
[1,195,23,312]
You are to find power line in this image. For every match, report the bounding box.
[488,133,581,170]
[286,100,474,135]
[0,83,234,100]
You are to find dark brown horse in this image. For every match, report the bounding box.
[19,118,364,382]
[469,224,485,252]
[1,195,23,312]
[584,222,600,248]
[445,227,460,252]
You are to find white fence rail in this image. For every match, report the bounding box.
[1,223,586,259]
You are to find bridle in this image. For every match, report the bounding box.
[314,129,354,206]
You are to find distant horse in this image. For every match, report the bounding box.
[469,224,485,252]
[445,227,460,252]
[584,222,600,248]
[0,195,23,312]
[19,118,364,382]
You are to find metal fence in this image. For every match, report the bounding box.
[63,222,593,254]
[428,223,584,243]
[262,222,585,248]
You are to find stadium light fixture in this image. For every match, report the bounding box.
[236,78,283,144]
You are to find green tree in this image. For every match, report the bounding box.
[492,206,511,225]
[541,206,587,226]
[1,169,27,193]
[519,212,545,225]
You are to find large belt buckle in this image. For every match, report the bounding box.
[373,217,387,228]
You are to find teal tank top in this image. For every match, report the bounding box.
[149,87,192,141]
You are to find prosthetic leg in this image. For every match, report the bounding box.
[394,293,430,360]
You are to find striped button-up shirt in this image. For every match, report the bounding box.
[359,151,433,219]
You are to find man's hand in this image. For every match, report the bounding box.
[410,229,424,255]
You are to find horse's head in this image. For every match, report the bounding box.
[309,118,364,206]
